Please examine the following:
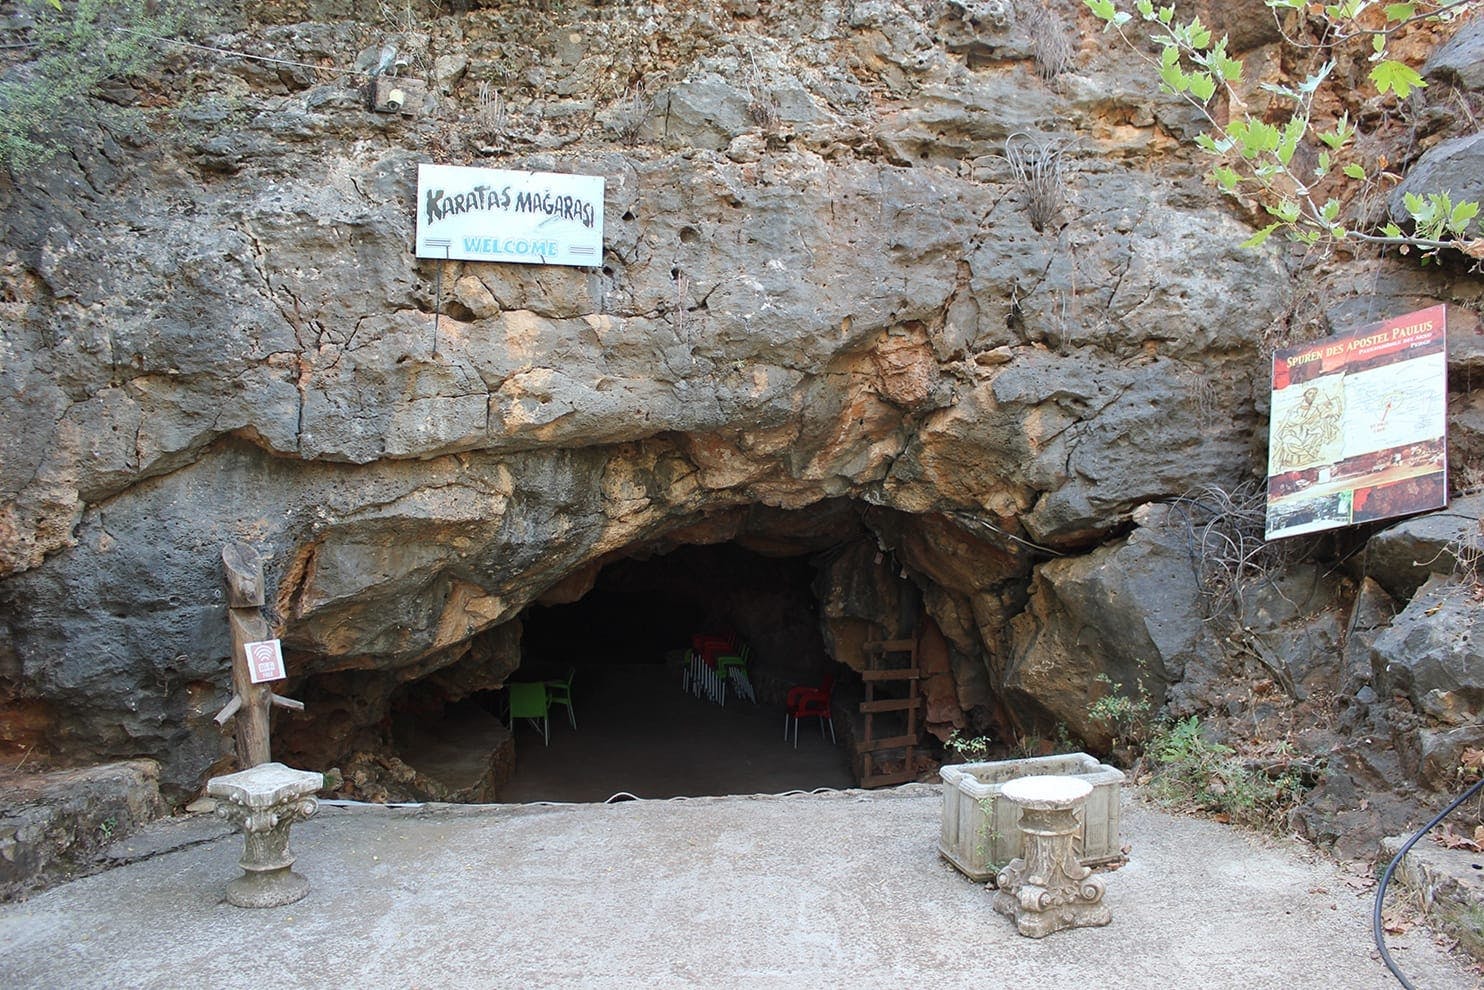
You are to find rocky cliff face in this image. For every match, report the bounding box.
[0,0,1480,843]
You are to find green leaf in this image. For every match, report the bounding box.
[1189,72,1217,102]
[1158,47,1191,92]
[1241,223,1281,248]
[1318,112,1355,150]
[1342,162,1367,179]
[1449,200,1480,231]
[1373,33,1386,54]
[1381,222,1404,238]
[1320,199,1341,222]
[1276,116,1306,166]
[1136,0,1155,17]
[1299,61,1334,95]
[1086,0,1118,23]
[1404,191,1439,224]
[1261,82,1301,102]
[1384,2,1416,20]
[1230,119,1280,157]
[1187,16,1212,49]
[1158,5,1175,23]
[1371,60,1427,98]
[1213,165,1241,192]
[1267,199,1301,224]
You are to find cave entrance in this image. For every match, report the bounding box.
[493,541,858,802]
[368,500,999,805]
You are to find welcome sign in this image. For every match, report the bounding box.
[415,164,604,268]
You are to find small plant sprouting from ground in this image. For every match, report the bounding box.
[744,52,781,133]
[1443,903,1484,962]
[746,86,781,133]
[475,80,506,141]
[973,803,1005,870]
[1445,517,1484,599]
[1143,715,1306,833]
[612,84,653,146]
[1087,672,1152,763]
[998,132,1070,232]
[1024,1,1074,80]
[945,729,992,762]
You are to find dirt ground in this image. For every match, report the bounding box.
[1,786,1479,989]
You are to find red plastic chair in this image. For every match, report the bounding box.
[784,673,836,747]
[691,633,735,665]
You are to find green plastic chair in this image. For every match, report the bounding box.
[546,667,577,729]
[509,681,550,746]
[715,643,755,705]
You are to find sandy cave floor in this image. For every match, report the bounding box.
[497,662,859,803]
[394,661,860,804]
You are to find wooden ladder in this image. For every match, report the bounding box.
[858,638,922,788]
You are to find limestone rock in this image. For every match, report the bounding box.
[0,760,163,901]
[1004,505,1213,745]
[1418,722,1484,791]
[1341,578,1397,698]
[1235,564,1349,699]
[1190,0,1284,55]
[1424,16,1484,90]
[1363,493,1484,601]
[0,0,1476,810]
[1388,133,1484,238]
[1372,573,1484,725]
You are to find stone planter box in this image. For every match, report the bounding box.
[939,752,1124,882]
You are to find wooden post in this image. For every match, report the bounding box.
[215,542,303,768]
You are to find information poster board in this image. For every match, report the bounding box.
[414,164,604,268]
[1265,304,1448,539]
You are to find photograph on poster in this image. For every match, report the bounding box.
[1265,304,1448,540]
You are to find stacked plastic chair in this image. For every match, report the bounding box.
[684,633,756,706]
[715,643,756,705]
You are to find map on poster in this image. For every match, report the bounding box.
[1265,304,1448,540]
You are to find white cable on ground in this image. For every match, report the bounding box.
[315,784,861,811]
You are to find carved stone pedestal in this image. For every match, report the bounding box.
[992,774,1112,938]
[207,762,322,909]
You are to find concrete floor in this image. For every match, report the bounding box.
[1,787,1478,989]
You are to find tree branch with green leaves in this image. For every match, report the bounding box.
[0,0,198,172]
[1085,0,1483,262]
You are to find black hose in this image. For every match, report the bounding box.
[1373,776,1484,989]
